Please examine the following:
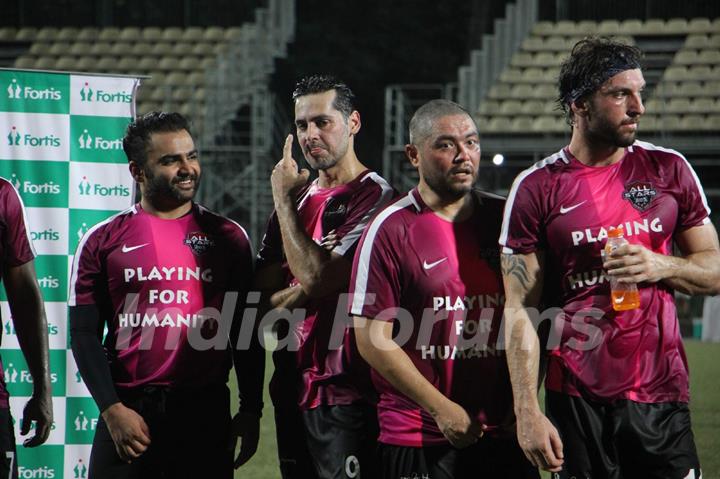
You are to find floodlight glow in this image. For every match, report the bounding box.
[492,154,504,165]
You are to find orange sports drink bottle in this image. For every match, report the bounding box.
[605,226,640,311]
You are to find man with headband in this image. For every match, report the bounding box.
[500,37,720,478]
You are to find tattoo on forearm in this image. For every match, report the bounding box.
[501,254,531,290]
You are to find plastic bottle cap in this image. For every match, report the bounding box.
[608,226,624,238]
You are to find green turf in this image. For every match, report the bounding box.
[231,341,720,478]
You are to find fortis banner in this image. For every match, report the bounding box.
[0,69,138,478]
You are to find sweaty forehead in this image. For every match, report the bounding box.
[429,114,478,139]
[294,90,340,120]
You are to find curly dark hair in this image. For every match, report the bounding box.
[292,74,356,118]
[123,111,192,166]
[557,37,643,125]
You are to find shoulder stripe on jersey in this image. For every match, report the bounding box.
[633,140,711,216]
[350,192,414,315]
[499,150,567,253]
[1,177,36,258]
[334,172,395,256]
[67,206,136,307]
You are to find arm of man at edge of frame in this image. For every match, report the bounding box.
[500,251,564,472]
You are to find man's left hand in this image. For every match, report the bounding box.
[603,243,669,284]
[20,391,53,447]
[271,134,310,205]
[230,411,260,468]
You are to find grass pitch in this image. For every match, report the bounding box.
[231,340,720,478]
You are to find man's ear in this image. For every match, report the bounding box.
[405,144,420,169]
[348,110,361,135]
[570,97,589,118]
[129,161,144,183]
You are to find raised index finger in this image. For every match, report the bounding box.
[282,134,294,164]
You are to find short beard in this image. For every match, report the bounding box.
[143,167,200,204]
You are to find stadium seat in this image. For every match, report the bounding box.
[0,27,17,41]
[510,117,534,133]
[511,84,535,99]
[542,101,559,115]
[75,57,97,72]
[640,115,658,131]
[69,42,92,57]
[191,42,215,56]
[683,82,706,98]
[15,27,38,41]
[86,41,112,57]
[532,21,555,36]
[117,57,140,74]
[555,21,578,35]
[511,52,535,68]
[532,116,562,133]
[500,69,522,83]
[204,27,225,42]
[77,27,99,41]
[98,28,120,41]
[183,27,204,42]
[162,27,183,42]
[14,56,35,69]
[643,19,667,35]
[679,114,705,131]
[620,19,644,35]
[477,100,500,116]
[48,42,71,57]
[688,18,713,34]
[522,37,544,52]
[56,27,79,41]
[522,100,544,115]
[644,99,663,114]
[119,27,142,42]
[663,66,690,81]
[33,57,56,70]
[675,50,700,65]
[576,21,598,35]
[657,114,682,130]
[707,114,720,130]
[500,100,523,115]
[689,98,714,113]
[110,42,134,57]
[698,50,720,64]
[686,34,710,49]
[199,57,216,70]
[598,20,621,35]
[137,56,158,73]
[150,43,174,56]
[97,57,120,73]
[704,80,720,97]
[224,27,242,41]
[157,57,177,71]
[29,42,50,55]
[36,27,58,41]
[171,43,194,56]
[688,65,715,80]
[667,98,692,113]
[533,52,558,67]
[666,18,689,35]
[55,56,77,71]
[131,42,153,56]
[142,27,163,41]
[522,68,546,82]
[710,34,720,48]
[486,117,513,133]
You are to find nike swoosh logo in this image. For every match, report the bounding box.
[423,258,448,270]
[559,201,586,214]
[121,243,149,253]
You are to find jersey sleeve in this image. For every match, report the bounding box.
[499,170,546,254]
[674,155,711,230]
[349,218,402,321]
[255,210,282,268]
[68,227,104,307]
[0,180,35,266]
[333,173,395,260]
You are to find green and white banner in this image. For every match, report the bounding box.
[0,69,138,478]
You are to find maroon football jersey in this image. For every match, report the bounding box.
[500,141,710,403]
[350,189,513,446]
[0,177,36,407]
[69,203,253,390]
[258,170,395,410]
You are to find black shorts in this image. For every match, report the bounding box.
[302,403,379,479]
[89,384,233,479]
[378,436,538,479]
[0,408,17,479]
[546,390,701,479]
[274,405,320,479]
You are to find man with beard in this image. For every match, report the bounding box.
[254,75,394,479]
[68,112,263,478]
[500,37,720,478]
[349,99,538,479]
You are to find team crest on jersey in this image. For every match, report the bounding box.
[183,231,214,255]
[321,196,348,235]
[622,181,657,211]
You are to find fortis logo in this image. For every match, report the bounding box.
[10,174,61,195]
[80,81,132,103]
[78,129,123,150]
[18,466,56,478]
[78,175,130,197]
[7,78,62,101]
[7,126,61,148]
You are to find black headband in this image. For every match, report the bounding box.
[564,58,641,105]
